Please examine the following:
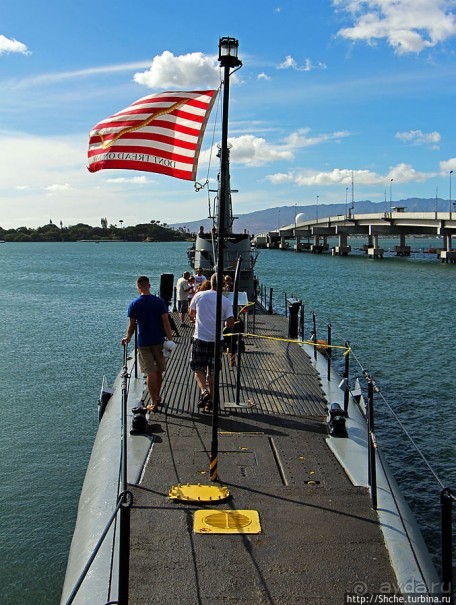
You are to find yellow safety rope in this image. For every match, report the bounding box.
[223,331,351,355]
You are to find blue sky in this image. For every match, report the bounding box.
[2,0,456,229]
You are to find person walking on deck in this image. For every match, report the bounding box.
[189,273,234,412]
[193,266,207,287]
[176,271,191,325]
[121,276,173,412]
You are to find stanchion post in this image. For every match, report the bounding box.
[343,341,350,414]
[134,325,138,379]
[235,333,242,405]
[268,288,273,314]
[119,346,131,603]
[312,312,317,360]
[327,323,332,381]
[367,376,377,510]
[441,487,454,601]
[118,494,131,605]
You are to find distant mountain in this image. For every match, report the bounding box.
[171,198,449,235]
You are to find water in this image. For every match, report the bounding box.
[0,240,454,604]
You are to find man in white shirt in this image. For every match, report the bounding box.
[189,274,234,412]
[175,271,191,325]
[193,266,207,288]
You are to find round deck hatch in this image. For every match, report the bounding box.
[168,483,230,502]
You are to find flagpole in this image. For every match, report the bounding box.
[210,37,242,482]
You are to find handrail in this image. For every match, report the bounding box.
[64,346,133,605]
[118,345,131,604]
[64,494,123,605]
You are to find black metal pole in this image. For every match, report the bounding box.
[441,487,454,601]
[367,376,377,510]
[343,340,350,414]
[121,346,128,492]
[252,296,256,334]
[134,325,138,379]
[268,287,273,314]
[232,256,242,315]
[327,323,332,381]
[118,495,131,605]
[312,312,317,360]
[119,346,131,602]
[210,59,231,483]
[235,333,242,405]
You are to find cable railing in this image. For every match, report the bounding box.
[64,344,134,605]
[256,281,454,602]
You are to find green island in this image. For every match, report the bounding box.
[0,219,191,243]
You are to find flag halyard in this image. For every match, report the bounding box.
[88,90,218,181]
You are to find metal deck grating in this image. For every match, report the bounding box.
[141,308,327,418]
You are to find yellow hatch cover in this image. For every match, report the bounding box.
[194,510,261,534]
[169,483,230,502]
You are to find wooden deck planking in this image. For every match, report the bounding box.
[138,309,328,419]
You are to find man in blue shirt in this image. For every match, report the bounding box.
[121,275,173,412]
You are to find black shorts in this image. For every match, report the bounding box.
[178,300,189,313]
[190,338,217,375]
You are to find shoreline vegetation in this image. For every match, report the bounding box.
[0,220,191,243]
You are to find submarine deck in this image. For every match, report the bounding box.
[127,310,396,605]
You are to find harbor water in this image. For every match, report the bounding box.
[0,240,454,605]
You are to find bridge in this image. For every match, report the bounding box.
[251,209,456,262]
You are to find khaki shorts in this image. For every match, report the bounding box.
[138,345,166,374]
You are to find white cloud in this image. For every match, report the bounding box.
[46,184,72,194]
[266,163,433,186]
[200,128,350,168]
[257,72,271,80]
[395,129,441,146]
[333,0,456,54]
[388,162,432,182]
[133,50,224,89]
[0,34,29,55]
[266,172,295,184]
[439,158,456,172]
[284,128,350,147]
[106,176,151,184]
[278,55,326,71]
[230,135,294,166]
[11,61,151,88]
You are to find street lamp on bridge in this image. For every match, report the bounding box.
[389,178,393,214]
[450,170,453,218]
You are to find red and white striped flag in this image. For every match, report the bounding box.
[88,90,218,181]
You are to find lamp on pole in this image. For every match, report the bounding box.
[316,195,319,223]
[389,178,393,214]
[345,187,348,219]
[294,203,298,251]
[210,36,242,482]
